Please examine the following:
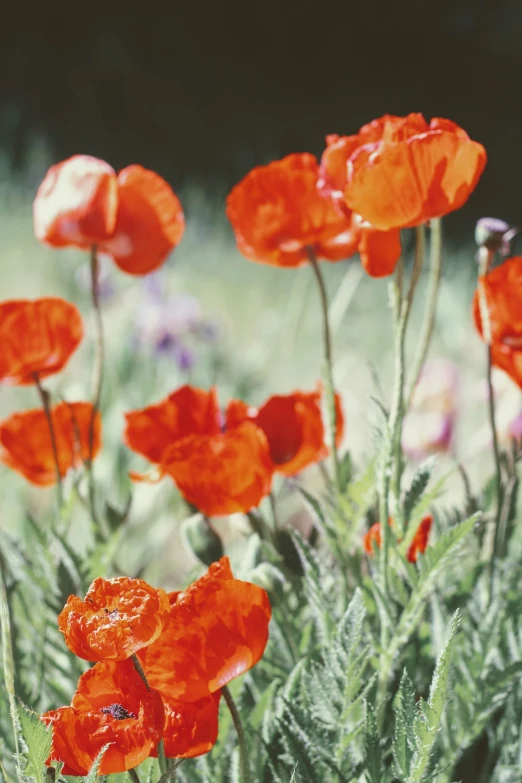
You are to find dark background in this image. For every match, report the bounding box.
[2,1,522,233]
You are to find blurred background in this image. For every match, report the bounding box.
[1,1,522,582]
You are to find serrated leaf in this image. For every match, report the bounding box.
[18,703,52,783]
[83,744,111,782]
[364,702,382,783]
[403,457,436,526]
[393,670,416,781]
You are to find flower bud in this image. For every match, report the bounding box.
[182,514,224,566]
[274,529,305,576]
[475,217,517,256]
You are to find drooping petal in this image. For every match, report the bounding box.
[406,515,433,563]
[101,165,185,275]
[150,692,221,759]
[0,402,101,486]
[357,224,402,278]
[33,155,118,248]
[0,298,83,386]
[138,557,271,702]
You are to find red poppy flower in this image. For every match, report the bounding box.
[34,155,185,275]
[138,557,271,703]
[58,576,170,661]
[0,402,101,486]
[150,691,221,759]
[473,257,522,388]
[0,298,83,386]
[43,659,164,776]
[160,422,273,517]
[226,153,359,268]
[363,515,432,563]
[319,115,487,230]
[226,388,344,476]
[124,386,220,466]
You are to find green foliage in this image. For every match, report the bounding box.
[18,703,52,783]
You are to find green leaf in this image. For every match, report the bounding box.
[409,611,460,783]
[18,703,52,783]
[389,514,478,662]
[364,702,382,783]
[83,744,111,783]
[393,671,416,781]
[403,457,436,525]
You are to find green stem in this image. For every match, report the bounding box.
[306,246,341,491]
[0,550,20,772]
[131,654,150,690]
[87,245,105,531]
[405,217,443,410]
[477,255,504,595]
[33,373,64,506]
[223,685,251,783]
[128,769,141,783]
[379,226,425,596]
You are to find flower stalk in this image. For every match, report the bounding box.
[33,372,64,507]
[306,246,341,491]
[87,245,105,530]
[223,685,251,783]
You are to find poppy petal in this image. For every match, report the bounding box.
[138,557,271,702]
[0,298,83,386]
[0,402,101,486]
[101,165,185,275]
[33,155,118,248]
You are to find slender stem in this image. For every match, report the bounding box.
[306,246,341,490]
[33,373,64,506]
[128,769,141,783]
[131,654,150,690]
[269,493,279,529]
[0,550,20,773]
[87,245,105,530]
[379,226,425,596]
[405,217,443,410]
[477,254,504,591]
[222,685,251,783]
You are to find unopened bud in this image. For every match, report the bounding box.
[274,529,305,576]
[182,514,224,566]
[475,217,517,256]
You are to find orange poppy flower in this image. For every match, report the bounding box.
[363,515,432,563]
[160,422,273,517]
[0,298,83,386]
[58,576,170,661]
[226,388,344,476]
[34,155,185,275]
[0,402,101,486]
[473,257,522,388]
[138,557,271,703]
[43,659,165,776]
[150,691,221,759]
[320,115,487,230]
[226,153,359,268]
[124,385,220,465]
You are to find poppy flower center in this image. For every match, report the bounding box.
[102,607,120,620]
[100,703,137,720]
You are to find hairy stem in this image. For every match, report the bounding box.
[87,245,105,530]
[33,373,64,506]
[223,685,251,783]
[405,217,443,409]
[307,246,341,490]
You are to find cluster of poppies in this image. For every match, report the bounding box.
[43,558,271,774]
[0,297,101,485]
[124,384,343,516]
